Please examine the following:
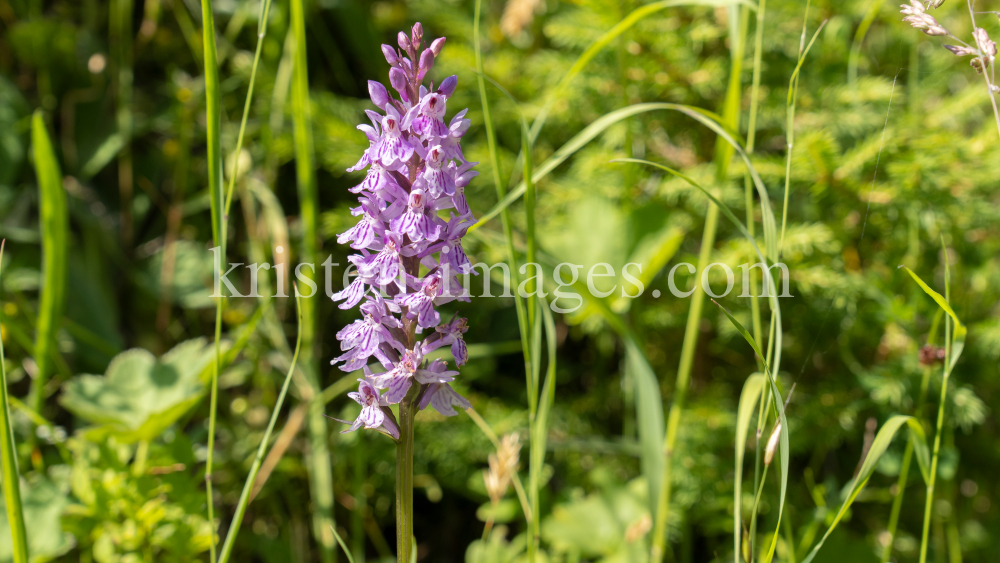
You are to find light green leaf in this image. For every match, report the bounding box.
[899,266,966,374]
[734,373,766,562]
[31,111,68,411]
[0,474,72,563]
[60,339,216,443]
[801,415,929,563]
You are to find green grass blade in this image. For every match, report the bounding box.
[329,526,357,563]
[218,288,304,563]
[527,0,755,144]
[475,72,539,416]
[29,111,68,418]
[529,297,558,555]
[778,18,827,259]
[470,102,764,238]
[800,416,927,563]
[734,373,767,563]
[847,0,886,90]
[899,266,966,373]
[0,240,28,563]
[713,301,788,563]
[199,1,224,558]
[289,0,336,558]
[624,337,666,518]
[222,0,273,217]
[555,276,664,521]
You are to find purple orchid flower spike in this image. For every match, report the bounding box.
[329,23,476,444]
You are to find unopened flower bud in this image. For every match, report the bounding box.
[411,22,423,46]
[975,28,997,57]
[398,31,411,52]
[381,44,398,66]
[991,84,1000,93]
[438,75,458,97]
[430,37,446,56]
[389,67,407,91]
[944,44,976,57]
[972,57,986,74]
[764,423,781,466]
[368,80,389,109]
[929,0,945,7]
[419,49,435,73]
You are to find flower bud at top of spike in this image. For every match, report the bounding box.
[430,37,446,56]
[419,49,435,73]
[411,22,424,46]
[381,44,398,66]
[764,423,781,466]
[398,31,411,52]
[438,75,458,97]
[368,80,389,109]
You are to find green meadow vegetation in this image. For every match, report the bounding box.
[0,0,998,562]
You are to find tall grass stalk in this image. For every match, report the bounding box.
[0,240,28,563]
[651,6,746,559]
[289,0,337,559]
[223,0,273,217]
[744,0,766,363]
[217,289,304,563]
[198,1,225,558]
[880,310,940,562]
[779,10,826,257]
[918,258,952,563]
[473,3,535,556]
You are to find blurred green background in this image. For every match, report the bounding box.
[0,0,998,561]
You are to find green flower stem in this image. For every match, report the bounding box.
[395,396,416,563]
[0,241,28,563]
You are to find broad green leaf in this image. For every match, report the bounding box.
[899,266,966,374]
[541,479,649,558]
[30,111,68,411]
[801,416,929,563]
[0,474,72,562]
[60,339,215,443]
[734,373,766,562]
[625,338,665,518]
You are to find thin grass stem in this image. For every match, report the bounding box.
[0,241,28,563]
[652,7,746,559]
[198,1,225,558]
[289,0,337,558]
[217,289,305,563]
